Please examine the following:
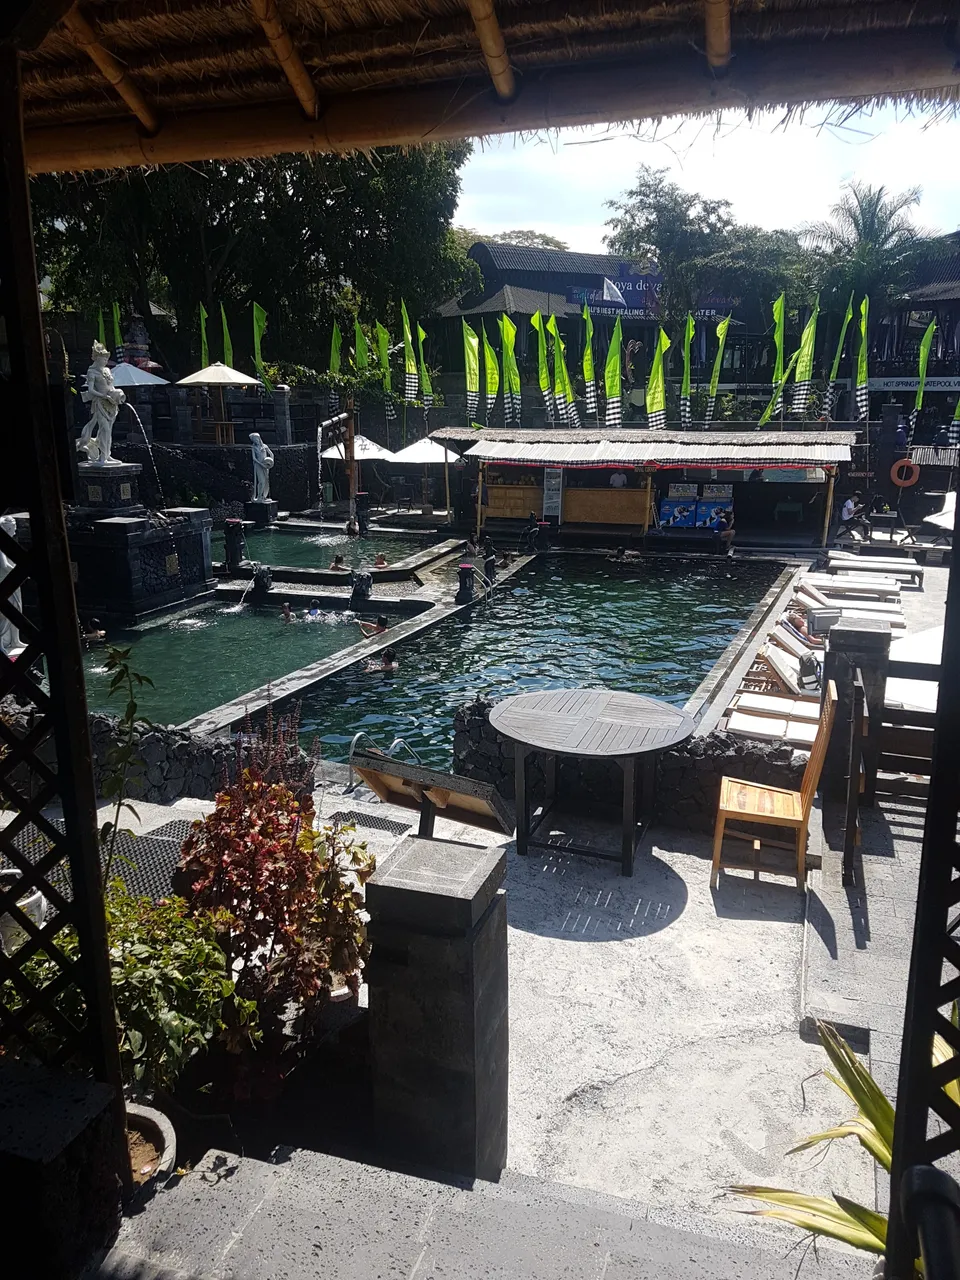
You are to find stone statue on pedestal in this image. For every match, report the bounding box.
[78,340,125,465]
[250,432,275,502]
[0,515,23,655]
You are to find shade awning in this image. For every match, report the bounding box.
[110,362,169,386]
[389,438,461,464]
[462,439,851,468]
[321,435,396,461]
[177,362,261,386]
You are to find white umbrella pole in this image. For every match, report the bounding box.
[346,395,356,520]
[444,444,451,522]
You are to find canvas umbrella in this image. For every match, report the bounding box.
[110,362,169,386]
[321,434,396,501]
[177,361,261,435]
[390,437,461,514]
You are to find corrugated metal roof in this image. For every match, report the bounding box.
[912,445,960,467]
[469,242,631,276]
[432,426,858,447]
[463,440,851,466]
[435,284,582,320]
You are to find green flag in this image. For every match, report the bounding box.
[416,323,433,401]
[400,300,418,400]
[790,297,819,415]
[546,314,576,424]
[953,395,960,425]
[582,305,595,384]
[604,317,623,427]
[462,319,480,423]
[680,312,694,426]
[199,302,209,368]
[482,323,500,406]
[329,321,342,376]
[97,309,106,348]
[646,327,672,428]
[252,301,273,389]
[221,303,233,367]
[772,291,785,385]
[759,349,799,426]
[910,318,937,438]
[375,321,392,391]
[353,319,369,370]
[111,301,123,351]
[705,315,731,423]
[855,295,870,420]
[829,293,855,383]
[500,314,521,424]
[530,310,553,418]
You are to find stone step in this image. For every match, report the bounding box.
[95,1147,872,1280]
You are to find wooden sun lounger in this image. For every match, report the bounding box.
[726,710,819,748]
[728,692,821,721]
[350,749,515,837]
[803,574,902,601]
[825,554,923,586]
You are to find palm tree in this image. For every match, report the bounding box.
[802,181,933,310]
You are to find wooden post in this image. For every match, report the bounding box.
[822,465,836,546]
[643,471,653,535]
[475,462,484,539]
[345,394,356,520]
[443,444,452,524]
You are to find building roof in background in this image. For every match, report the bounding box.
[436,285,582,320]
[904,230,960,304]
[469,243,632,276]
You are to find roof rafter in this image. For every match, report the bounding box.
[248,0,318,120]
[466,0,516,100]
[704,0,731,72]
[59,3,159,134]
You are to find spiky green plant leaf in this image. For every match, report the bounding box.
[732,1187,886,1254]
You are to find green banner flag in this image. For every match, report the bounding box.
[252,301,273,389]
[759,349,799,426]
[909,318,937,440]
[681,313,694,399]
[463,319,480,422]
[829,293,854,383]
[772,291,785,386]
[375,322,392,390]
[646,327,672,428]
[416,323,433,400]
[530,310,552,417]
[401,300,418,400]
[97,309,106,348]
[500,314,521,424]
[953,395,960,425]
[353,319,369,370]
[112,301,123,351]
[482,323,500,405]
[705,315,731,423]
[199,302,209,368]
[790,296,819,415]
[329,321,342,376]
[855,295,870,420]
[220,303,233,367]
[604,317,623,427]
[582,305,595,384]
[546,314,576,423]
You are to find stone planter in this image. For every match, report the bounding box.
[126,1101,177,1195]
[0,868,46,956]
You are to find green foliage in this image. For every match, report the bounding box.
[99,645,153,881]
[31,146,475,375]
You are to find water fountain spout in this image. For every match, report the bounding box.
[125,403,167,508]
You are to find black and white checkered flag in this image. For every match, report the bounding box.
[907,408,919,445]
[505,391,521,425]
[385,396,397,422]
[605,392,622,429]
[680,395,691,428]
[790,381,812,417]
[773,388,784,418]
[466,390,479,423]
[565,400,581,429]
[585,380,597,418]
[705,395,717,425]
[648,408,667,430]
[542,387,556,422]
[948,423,960,446]
[404,371,418,402]
[855,384,869,421]
[823,382,838,420]
[422,392,433,410]
[328,389,340,415]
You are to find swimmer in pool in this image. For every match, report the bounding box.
[280,602,296,623]
[365,646,398,673]
[373,552,388,568]
[304,598,322,620]
[358,614,389,638]
[330,554,347,571]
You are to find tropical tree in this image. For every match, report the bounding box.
[31,145,476,376]
[486,229,570,250]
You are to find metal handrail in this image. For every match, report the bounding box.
[347,730,381,788]
[387,736,422,764]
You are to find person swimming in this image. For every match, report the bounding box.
[280,602,296,623]
[329,554,347,571]
[365,646,398,672]
[373,552,388,568]
[304,598,322,620]
[358,614,388,638]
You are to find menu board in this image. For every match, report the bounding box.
[542,467,563,520]
[702,484,733,499]
[668,483,698,498]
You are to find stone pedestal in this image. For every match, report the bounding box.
[244,498,278,526]
[76,460,144,517]
[824,617,892,803]
[0,1059,121,1279]
[366,835,508,1181]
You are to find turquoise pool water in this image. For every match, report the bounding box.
[298,556,780,767]
[215,529,436,570]
[83,602,376,726]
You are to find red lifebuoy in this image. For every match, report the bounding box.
[890,459,920,488]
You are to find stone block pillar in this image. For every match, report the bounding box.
[273,385,293,445]
[824,617,891,803]
[0,1060,121,1279]
[366,834,508,1181]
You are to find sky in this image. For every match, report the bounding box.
[455,106,960,253]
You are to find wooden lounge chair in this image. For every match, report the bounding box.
[350,748,515,837]
[825,553,923,586]
[728,692,820,721]
[804,573,902,601]
[710,682,837,890]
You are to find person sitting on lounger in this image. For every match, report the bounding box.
[358,614,389,638]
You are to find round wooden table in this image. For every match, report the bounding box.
[490,688,695,876]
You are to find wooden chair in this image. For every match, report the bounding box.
[710,681,837,890]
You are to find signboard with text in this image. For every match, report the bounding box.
[542,467,563,521]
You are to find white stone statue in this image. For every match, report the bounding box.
[250,432,275,502]
[0,515,23,656]
[77,340,125,465]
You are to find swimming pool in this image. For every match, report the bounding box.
[83,601,385,726]
[298,556,781,767]
[215,529,437,570]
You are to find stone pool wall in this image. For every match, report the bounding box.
[452,697,805,834]
[117,442,317,516]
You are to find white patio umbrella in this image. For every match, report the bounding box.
[110,362,169,386]
[320,435,396,461]
[390,437,460,513]
[177,361,261,386]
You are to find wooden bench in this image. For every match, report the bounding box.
[826,553,924,586]
[350,749,515,838]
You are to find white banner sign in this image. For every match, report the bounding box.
[868,376,960,391]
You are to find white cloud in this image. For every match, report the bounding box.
[456,107,960,252]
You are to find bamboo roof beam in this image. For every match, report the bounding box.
[59,4,159,134]
[24,29,960,175]
[249,0,318,120]
[466,0,516,100]
[704,0,731,73]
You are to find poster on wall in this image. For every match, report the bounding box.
[702,484,733,499]
[542,467,563,521]
[668,483,698,498]
[695,500,730,529]
[659,498,697,528]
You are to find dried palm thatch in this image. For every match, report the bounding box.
[15,0,960,173]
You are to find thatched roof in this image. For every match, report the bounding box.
[14,1,960,174]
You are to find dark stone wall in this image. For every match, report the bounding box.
[116,442,317,517]
[452,696,805,834]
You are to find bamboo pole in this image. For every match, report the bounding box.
[704,0,731,73]
[345,394,356,521]
[821,466,836,547]
[643,471,653,536]
[465,0,516,100]
[26,31,960,174]
[60,5,160,135]
[249,0,319,119]
[443,445,452,525]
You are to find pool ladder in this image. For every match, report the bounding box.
[346,730,422,791]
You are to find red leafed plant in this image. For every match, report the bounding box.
[177,750,375,1098]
